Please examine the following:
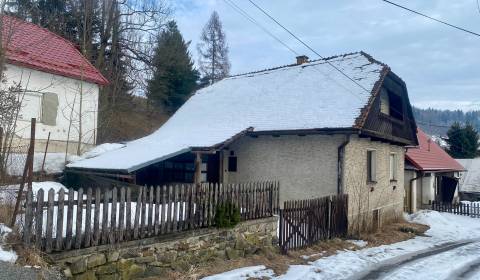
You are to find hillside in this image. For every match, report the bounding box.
[413,107,480,136]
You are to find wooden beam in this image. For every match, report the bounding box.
[194,152,202,185]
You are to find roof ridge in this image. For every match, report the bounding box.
[227,51,373,79]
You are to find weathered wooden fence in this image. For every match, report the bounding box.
[278,194,348,253]
[23,182,279,252]
[431,201,480,218]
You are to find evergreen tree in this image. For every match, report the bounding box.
[446,122,480,158]
[147,21,198,113]
[197,11,230,84]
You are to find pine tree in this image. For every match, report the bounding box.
[197,11,230,84]
[446,122,480,158]
[147,21,198,113]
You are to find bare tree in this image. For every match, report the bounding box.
[197,11,230,84]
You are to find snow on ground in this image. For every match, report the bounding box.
[205,211,480,280]
[0,224,17,263]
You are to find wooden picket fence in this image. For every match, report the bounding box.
[22,182,279,252]
[431,201,480,218]
[278,194,348,253]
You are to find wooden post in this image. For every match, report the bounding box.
[41,132,51,173]
[27,118,36,192]
[10,118,36,227]
[194,152,202,185]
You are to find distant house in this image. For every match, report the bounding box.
[2,16,108,153]
[404,129,464,213]
[456,158,480,201]
[68,52,417,228]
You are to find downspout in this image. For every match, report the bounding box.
[337,134,351,194]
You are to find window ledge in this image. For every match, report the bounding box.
[367,181,377,185]
[390,179,398,183]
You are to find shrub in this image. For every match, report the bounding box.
[214,202,240,228]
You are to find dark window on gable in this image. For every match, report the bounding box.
[388,91,403,120]
[228,156,237,172]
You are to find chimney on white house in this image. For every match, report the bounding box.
[296,55,309,65]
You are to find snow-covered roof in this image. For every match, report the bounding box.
[68,52,387,172]
[457,158,480,193]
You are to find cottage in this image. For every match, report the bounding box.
[68,52,417,228]
[404,129,464,213]
[1,16,108,153]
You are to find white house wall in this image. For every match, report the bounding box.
[4,63,99,153]
[223,134,343,204]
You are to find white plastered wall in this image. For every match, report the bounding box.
[4,63,99,153]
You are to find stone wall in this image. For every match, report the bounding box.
[343,135,405,232]
[50,217,277,280]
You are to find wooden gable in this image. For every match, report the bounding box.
[360,71,418,146]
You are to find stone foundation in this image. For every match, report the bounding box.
[49,217,278,279]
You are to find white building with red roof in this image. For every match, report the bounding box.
[405,129,464,212]
[2,15,108,153]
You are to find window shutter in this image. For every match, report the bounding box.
[41,92,59,126]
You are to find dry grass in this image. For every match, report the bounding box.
[152,220,430,280]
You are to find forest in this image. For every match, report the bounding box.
[413,107,480,136]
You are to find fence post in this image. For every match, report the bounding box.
[23,189,33,245]
[327,196,332,239]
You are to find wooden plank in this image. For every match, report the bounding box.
[24,189,34,246]
[101,189,110,244]
[148,186,154,235]
[110,187,118,244]
[173,185,179,232]
[35,189,44,250]
[183,185,190,230]
[141,186,147,238]
[133,187,142,239]
[179,184,185,230]
[84,188,92,248]
[75,188,84,249]
[166,185,172,232]
[45,189,55,253]
[65,188,74,250]
[125,187,132,240]
[154,186,160,235]
[119,187,126,242]
[55,188,65,251]
[161,186,166,234]
[93,188,101,246]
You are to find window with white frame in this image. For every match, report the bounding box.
[367,150,376,183]
[389,153,397,181]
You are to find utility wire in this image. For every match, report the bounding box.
[234,0,468,144]
[247,0,371,94]
[381,0,480,37]
[222,0,299,56]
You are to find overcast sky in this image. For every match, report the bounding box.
[171,0,480,111]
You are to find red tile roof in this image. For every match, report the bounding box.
[2,16,108,85]
[406,129,464,172]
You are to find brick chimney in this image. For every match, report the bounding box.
[296,55,309,65]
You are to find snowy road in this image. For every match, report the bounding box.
[204,211,480,280]
[356,240,480,280]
